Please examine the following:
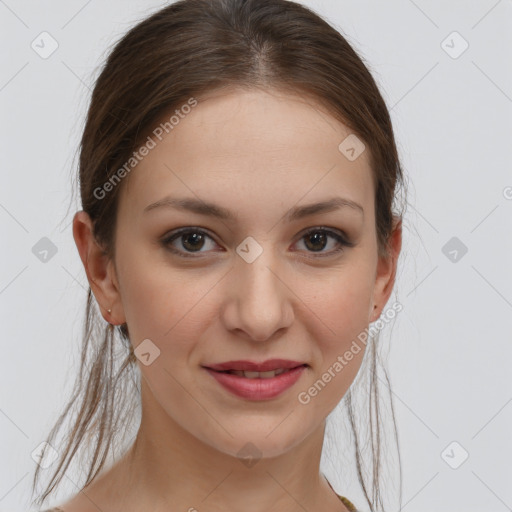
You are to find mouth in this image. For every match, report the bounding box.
[201,360,309,400]
[211,366,306,379]
[203,359,308,375]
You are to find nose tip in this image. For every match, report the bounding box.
[220,262,294,342]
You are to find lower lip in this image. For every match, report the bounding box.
[204,366,307,400]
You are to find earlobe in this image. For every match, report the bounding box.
[370,303,378,323]
[103,258,124,325]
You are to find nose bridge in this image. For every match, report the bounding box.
[225,239,293,341]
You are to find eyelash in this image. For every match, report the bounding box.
[160,226,355,259]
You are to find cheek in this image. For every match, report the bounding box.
[305,270,373,341]
[117,247,214,341]
[320,289,371,340]
[300,267,373,392]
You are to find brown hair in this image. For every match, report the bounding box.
[32,1,407,510]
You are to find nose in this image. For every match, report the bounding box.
[220,252,294,342]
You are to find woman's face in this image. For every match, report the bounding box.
[98,87,398,458]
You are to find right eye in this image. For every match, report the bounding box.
[161,227,221,257]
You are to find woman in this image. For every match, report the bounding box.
[32,0,406,510]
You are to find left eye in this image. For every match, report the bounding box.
[161,227,352,258]
[294,228,350,256]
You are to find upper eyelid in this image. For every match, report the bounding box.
[163,225,348,240]
[162,226,351,250]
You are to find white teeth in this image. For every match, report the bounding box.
[228,368,290,378]
[244,371,261,379]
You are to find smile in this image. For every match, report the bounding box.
[204,364,307,400]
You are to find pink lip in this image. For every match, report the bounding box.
[204,359,306,372]
[203,365,307,400]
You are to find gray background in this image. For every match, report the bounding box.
[1,0,511,511]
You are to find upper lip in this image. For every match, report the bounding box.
[204,359,307,372]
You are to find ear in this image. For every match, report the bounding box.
[72,211,125,325]
[370,217,402,322]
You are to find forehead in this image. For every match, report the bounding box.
[118,87,374,225]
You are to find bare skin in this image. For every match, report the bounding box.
[66,86,402,512]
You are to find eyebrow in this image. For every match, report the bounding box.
[143,196,364,221]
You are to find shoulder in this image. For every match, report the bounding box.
[337,494,359,512]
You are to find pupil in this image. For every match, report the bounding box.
[305,232,326,251]
[182,232,204,251]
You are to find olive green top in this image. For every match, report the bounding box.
[337,493,358,511]
[325,477,358,511]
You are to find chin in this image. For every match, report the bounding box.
[195,420,315,462]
